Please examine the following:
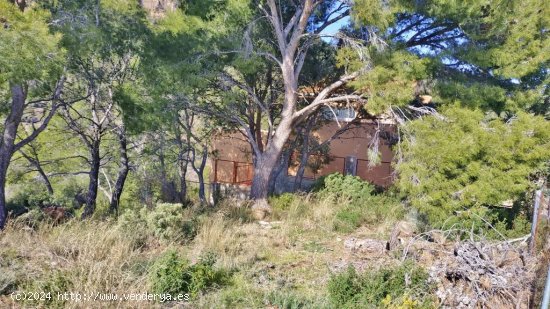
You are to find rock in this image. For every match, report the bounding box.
[396,221,416,237]
[410,239,433,252]
[258,220,272,229]
[344,237,386,254]
[252,208,268,220]
[388,221,416,249]
[418,95,432,104]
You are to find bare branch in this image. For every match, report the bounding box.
[14,77,67,152]
[293,71,361,122]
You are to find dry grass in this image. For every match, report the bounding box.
[191,214,264,269]
[0,220,162,308]
[0,194,403,308]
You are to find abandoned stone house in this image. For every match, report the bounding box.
[209,107,397,196]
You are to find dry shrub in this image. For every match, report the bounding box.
[191,215,263,269]
[0,220,159,308]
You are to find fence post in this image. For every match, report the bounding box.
[213,159,218,183]
[529,190,543,254]
[232,161,238,184]
[542,265,550,309]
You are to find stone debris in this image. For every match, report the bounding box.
[388,220,416,249]
[257,220,283,229]
[344,237,387,254]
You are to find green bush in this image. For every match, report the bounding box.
[270,193,296,211]
[327,262,435,308]
[149,251,231,300]
[12,208,45,228]
[315,173,375,202]
[313,174,405,232]
[396,107,550,231]
[118,203,198,244]
[334,208,363,233]
[337,194,405,233]
[146,203,186,241]
[6,179,85,220]
[116,208,150,248]
[216,273,264,308]
[20,271,72,308]
[51,180,86,208]
[7,183,51,210]
[426,203,532,240]
[149,251,189,297]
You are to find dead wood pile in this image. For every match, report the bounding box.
[337,222,539,308]
[398,227,536,308]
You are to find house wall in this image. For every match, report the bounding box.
[288,121,395,187]
[210,120,396,189]
[210,133,254,185]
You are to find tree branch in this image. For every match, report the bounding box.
[13,77,66,152]
[293,71,361,123]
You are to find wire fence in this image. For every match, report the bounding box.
[210,153,394,188]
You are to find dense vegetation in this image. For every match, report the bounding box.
[0,0,548,307]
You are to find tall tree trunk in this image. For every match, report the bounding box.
[176,118,190,205]
[109,127,129,215]
[246,0,358,213]
[191,145,208,204]
[293,116,316,191]
[269,131,302,195]
[249,46,298,208]
[268,149,292,195]
[0,84,26,229]
[82,140,100,219]
[250,117,294,209]
[178,148,190,204]
[293,143,309,191]
[158,133,177,203]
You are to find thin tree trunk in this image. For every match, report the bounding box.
[8,0,26,11]
[194,146,208,204]
[0,84,26,229]
[19,148,54,195]
[197,169,206,204]
[178,149,190,204]
[82,140,100,219]
[293,116,316,191]
[158,134,176,202]
[38,168,54,195]
[176,120,190,205]
[109,127,129,215]
[293,143,309,191]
